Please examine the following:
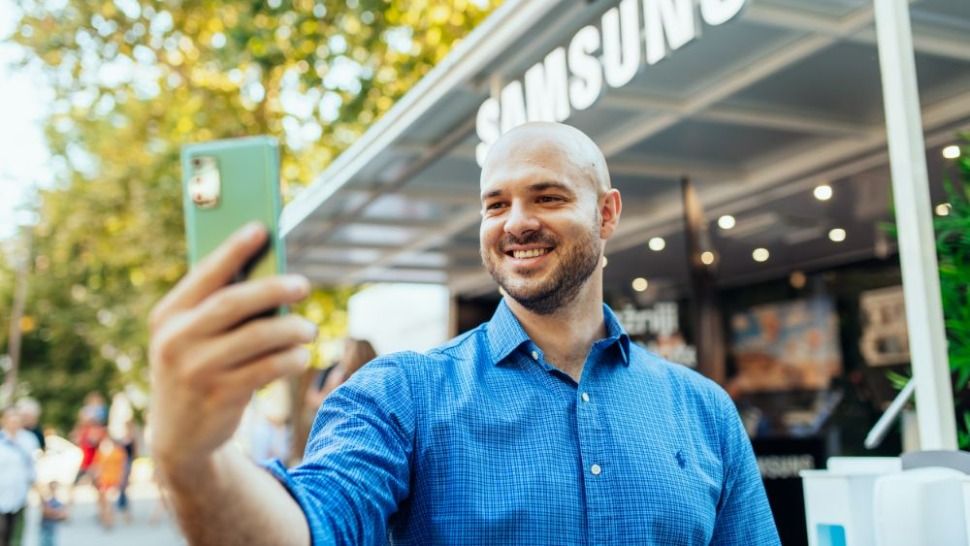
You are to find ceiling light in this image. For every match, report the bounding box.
[828,228,846,242]
[632,277,649,292]
[942,145,961,159]
[700,251,715,265]
[601,256,608,268]
[752,248,770,262]
[813,184,833,201]
[648,237,666,251]
[717,215,736,230]
[936,203,951,216]
[789,271,807,289]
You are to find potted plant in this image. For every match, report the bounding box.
[935,135,970,448]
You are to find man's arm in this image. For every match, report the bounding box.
[161,445,308,545]
[148,223,317,545]
[710,391,781,546]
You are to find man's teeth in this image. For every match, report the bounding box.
[512,248,548,259]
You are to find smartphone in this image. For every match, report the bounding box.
[181,136,285,296]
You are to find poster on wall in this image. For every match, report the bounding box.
[858,285,909,366]
[728,297,842,394]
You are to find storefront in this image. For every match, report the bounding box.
[281,0,969,542]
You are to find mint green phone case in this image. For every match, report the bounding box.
[180,136,285,283]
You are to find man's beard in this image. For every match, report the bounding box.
[482,224,601,315]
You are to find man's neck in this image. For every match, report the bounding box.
[506,281,606,382]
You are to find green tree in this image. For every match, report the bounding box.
[5,0,499,431]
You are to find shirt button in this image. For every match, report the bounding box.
[581,392,590,403]
[590,464,602,476]
[531,350,539,360]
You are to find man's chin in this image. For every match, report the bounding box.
[500,280,558,305]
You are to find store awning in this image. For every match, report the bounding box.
[281,0,970,299]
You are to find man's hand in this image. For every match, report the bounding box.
[148,223,316,480]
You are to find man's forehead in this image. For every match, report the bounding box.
[480,123,609,194]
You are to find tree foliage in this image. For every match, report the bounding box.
[5,0,499,431]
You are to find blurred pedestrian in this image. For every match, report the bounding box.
[82,392,107,426]
[114,419,137,524]
[0,406,38,546]
[91,436,126,529]
[248,380,292,463]
[68,407,105,505]
[292,338,377,460]
[39,482,67,546]
[108,393,136,523]
[317,339,377,403]
[14,398,44,452]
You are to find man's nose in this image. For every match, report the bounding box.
[504,202,540,238]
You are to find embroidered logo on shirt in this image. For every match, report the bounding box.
[675,449,687,469]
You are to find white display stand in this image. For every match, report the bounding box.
[873,467,967,546]
[800,457,901,546]
[964,478,970,542]
[803,454,970,546]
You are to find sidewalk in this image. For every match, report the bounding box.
[22,483,185,546]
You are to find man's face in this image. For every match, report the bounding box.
[479,138,604,315]
[1,409,21,434]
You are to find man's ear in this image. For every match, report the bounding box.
[599,189,622,239]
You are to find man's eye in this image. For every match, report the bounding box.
[538,195,563,203]
[485,202,506,211]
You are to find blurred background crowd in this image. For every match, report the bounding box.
[0,336,376,546]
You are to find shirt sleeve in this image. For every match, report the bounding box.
[264,357,416,546]
[709,391,781,546]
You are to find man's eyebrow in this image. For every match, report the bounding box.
[481,189,504,200]
[480,181,576,201]
[527,181,574,194]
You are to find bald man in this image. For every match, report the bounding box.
[149,122,779,545]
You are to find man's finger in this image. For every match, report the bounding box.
[185,275,311,337]
[152,223,268,323]
[225,346,311,394]
[188,315,317,373]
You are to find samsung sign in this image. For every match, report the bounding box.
[475,0,747,166]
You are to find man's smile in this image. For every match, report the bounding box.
[505,246,553,259]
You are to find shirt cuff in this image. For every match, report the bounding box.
[262,459,333,546]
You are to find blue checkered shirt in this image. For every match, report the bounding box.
[267,300,779,545]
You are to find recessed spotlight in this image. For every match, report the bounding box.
[790,271,807,289]
[632,277,649,292]
[752,248,770,262]
[717,215,736,230]
[942,145,961,159]
[828,228,846,242]
[936,203,951,216]
[648,237,666,251]
[813,184,833,201]
[700,251,715,265]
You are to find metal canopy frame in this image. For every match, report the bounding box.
[283,0,968,448]
[284,0,970,288]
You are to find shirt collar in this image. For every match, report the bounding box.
[601,303,632,366]
[485,299,532,366]
[485,299,632,367]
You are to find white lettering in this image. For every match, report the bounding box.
[524,47,570,123]
[616,303,679,336]
[644,0,698,65]
[567,25,602,112]
[499,80,527,134]
[475,97,500,166]
[701,0,745,26]
[757,455,815,479]
[602,0,641,88]
[473,0,749,156]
